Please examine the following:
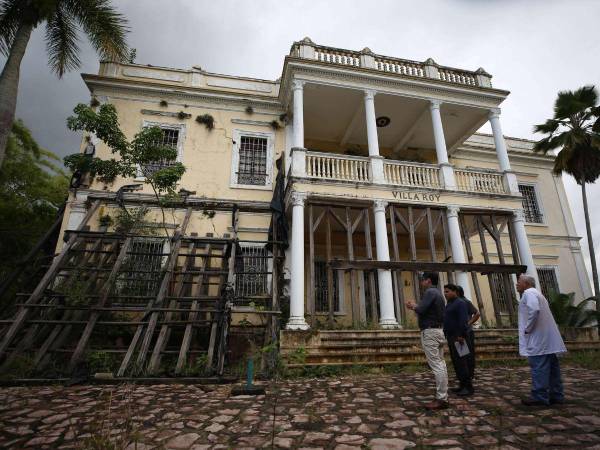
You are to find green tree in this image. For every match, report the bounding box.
[533,85,600,306]
[0,119,69,284]
[63,103,186,235]
[547,292,600,328]
[0,0,129,168]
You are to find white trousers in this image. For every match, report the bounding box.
[421,328,449,401]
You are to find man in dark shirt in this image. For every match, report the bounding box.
[443,284,473,396]
[406,272,448,410]
[457,285,480,380]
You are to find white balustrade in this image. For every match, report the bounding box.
[454,169,506,194]
[305,152,370,182]
[374,57,425,77]
[438,68,477,86]
[314,48,360,67]
[383,161,441,188]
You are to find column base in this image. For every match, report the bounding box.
[379,318,401,329]
[286,317,310,330]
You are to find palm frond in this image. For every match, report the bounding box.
[554,85,598,119]
[533,132,567,154]
[533,119,560,135]
[0,0,21,55]
[9,119,41,158]
[45,4,81,77]
[64,0,129,62]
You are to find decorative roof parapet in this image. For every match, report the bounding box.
[289,39,492,88]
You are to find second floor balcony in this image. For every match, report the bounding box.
[282,39,520,200]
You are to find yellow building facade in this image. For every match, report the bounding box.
[59,38,592,331]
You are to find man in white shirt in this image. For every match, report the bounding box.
[516,274,567,406]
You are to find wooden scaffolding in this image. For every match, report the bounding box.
[0,201,283,379]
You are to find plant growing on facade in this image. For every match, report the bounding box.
[534,85,600,305]
[98,214,113,229]
[270,120,281,130]
[63,103,186,236]
[196,114,215,130]
[159,100,168,107]
[177,111,188,120]
[90,97,100,108]
[279,113,289,124]
[0,0,130,168]
[245,105,254,114]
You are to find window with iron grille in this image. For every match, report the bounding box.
[237,136,268,185]
[489,272,515,314]
[140,125,182,177]
[518,184,543,223]
[538,267,560,298]
[314,261,341,313]
[118,238,166,300]
[235,245,271,306]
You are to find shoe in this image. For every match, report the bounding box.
[424,399,449,410]
[550,398,565,405]
[521,397,549,407]
[456,387,474,396]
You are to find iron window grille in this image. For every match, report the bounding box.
[537,267,560,299]
[314,261,341,313]
[235,244,271,306]
[236,136,268,185]
[141,127,180,177]
[489,272,515,314]
[518,184,544,223]
[117,238,166,300]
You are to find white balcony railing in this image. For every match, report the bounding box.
[305,151,370,183]
[455,169,505,194]
[384,160,441,189]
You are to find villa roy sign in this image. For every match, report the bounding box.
[392,190,441,202]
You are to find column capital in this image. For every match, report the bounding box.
[429,99,442,110]
[489,108,501,120]
[446,205,460,218]
[373,199,388,212]
[512,209,526,223]
[291,191,307,207]
[292,79,305,91]
[364,89,377,100]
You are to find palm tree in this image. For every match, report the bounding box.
[534,85,600,309]
[0,0,129,167]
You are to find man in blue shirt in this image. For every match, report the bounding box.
[443,284,473,396]
[406,272,448,410]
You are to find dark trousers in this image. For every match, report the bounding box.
[528,353,564,404]
[447,337,472,389]
[466,329,476,379]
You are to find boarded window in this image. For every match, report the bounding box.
[538,267,560,298]
[518,184,543,223]
[237,136,268,185]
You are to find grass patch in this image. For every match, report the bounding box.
[562,350,600,370]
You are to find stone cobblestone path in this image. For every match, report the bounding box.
[1,366,600,449]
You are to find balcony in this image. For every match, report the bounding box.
[294,149,508,195]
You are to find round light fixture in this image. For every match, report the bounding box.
[376,116,391,127]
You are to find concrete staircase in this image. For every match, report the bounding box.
[280,328,600,367]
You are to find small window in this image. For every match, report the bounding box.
[140,123,184,177]
[231,130,274,188]
[489,272,515,314]
[537,267,560,298]
[518,184,543,223]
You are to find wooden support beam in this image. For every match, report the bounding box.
[326,211,334,326]
[346,207,359,327]
[363,209,378,323]
[308,205,316,327]
[0,200,100,359]
[68,236,133,371]
[329,259,527,274]
[389,205,404,324]
[340,104,363,148]
[392,106,429,155]
[459,215,486,323]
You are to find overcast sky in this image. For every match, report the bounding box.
[5,0,600,290]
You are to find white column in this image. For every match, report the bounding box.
[66,192,89,230]
[429,100,456,189]
[364,90,385,183]
[373,200,400,328]
[287,192,309,330]
[292,80,305,149]
[489,109,519,194]
[446,206,473,300]
[512,210,540,287]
